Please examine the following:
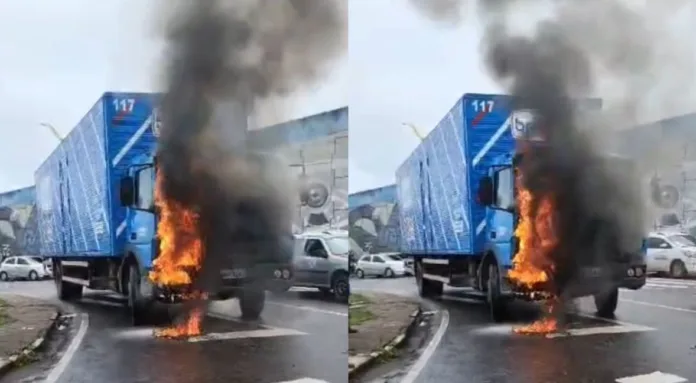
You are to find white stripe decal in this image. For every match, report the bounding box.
[112,115,153,167]
[476,220,486,235]
[116,220,127,237]
[472,115,512,166]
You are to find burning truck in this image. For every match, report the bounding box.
[396,93,647,333]
[36,92,294,338]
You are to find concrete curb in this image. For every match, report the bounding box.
[0,310,61,377]
[348,306,423,379]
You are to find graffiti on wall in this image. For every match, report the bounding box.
[348,185,400,253]
[252,107,348,233]
[0,187,39,258]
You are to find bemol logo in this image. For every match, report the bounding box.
[511,109,543,141]
[151,107,161,137]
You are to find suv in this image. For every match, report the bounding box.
[290,230,350,302]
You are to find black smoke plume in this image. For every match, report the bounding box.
[154,0,346,313]
[405,0,696,297]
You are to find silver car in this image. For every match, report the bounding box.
[0,256,51,281]
[290,229,350,302]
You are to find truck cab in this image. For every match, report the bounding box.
[477,149,647,317]
[117,152,294,323]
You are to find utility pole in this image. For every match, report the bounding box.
[402,122,424,141]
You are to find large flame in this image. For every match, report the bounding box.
[508,169,559,334]
[149,170,206,338]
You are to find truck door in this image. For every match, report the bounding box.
[486,167,515,266]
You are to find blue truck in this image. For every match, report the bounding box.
[35,92,293,325]
[395,93,647,321]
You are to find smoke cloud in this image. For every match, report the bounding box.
[155,0,346,310]
[407,0,696,296]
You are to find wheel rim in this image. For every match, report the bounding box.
[30,272,37,280]
[674,263,686,277]
[334,279,348,298]
[357,270,364,278]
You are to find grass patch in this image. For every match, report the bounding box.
[0,299,9,327]
[349,306,375,327]
[349,293,371,306]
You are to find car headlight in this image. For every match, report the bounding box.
[684,250,696,258]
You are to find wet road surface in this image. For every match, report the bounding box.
[351,276,696,383]
[0,281,347,383]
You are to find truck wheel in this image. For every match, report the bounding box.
[128,264,151,326]
[487,263,507,322]
[669,260,687,278]
[332,272,350,303]
[54,261,83,301]
[594,287,619,317]
[416,262,443,297]
[239,286,265,320]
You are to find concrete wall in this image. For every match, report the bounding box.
[348,184,400,253]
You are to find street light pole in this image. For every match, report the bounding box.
[402,122,424,141]
[39,122,63,142]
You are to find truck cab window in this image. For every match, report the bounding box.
[136,167,155,210]
[493,167,514,210]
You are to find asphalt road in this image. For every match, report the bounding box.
[0,281,348,383]
[351,275,696,383]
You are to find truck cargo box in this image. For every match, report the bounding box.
[396,93,601,256]
[35,92,160,258]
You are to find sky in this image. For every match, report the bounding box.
[0,0,348,192]
[348,0,501,193]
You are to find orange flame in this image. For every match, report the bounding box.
[149,170,206,338]
[509,169,559,334]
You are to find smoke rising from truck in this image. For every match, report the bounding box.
[152,0,346,334]
[407,0,696,317]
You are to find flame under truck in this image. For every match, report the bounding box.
[395,93,647,321]
[35,92,293,325]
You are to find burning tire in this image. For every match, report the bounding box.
[54,260,83,301]
[239,286,265,320]
[487,263,507,322]
[593,287,618,317]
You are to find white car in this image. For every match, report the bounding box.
[646,232,696,278]
[355,253,407,278]
[290,230,351,301]
[0,256,51,281]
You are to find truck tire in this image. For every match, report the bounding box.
[416,262,443,297]
[239,286,265,320]
[594,287,619,317]
[128,264,152,326]
[487,263,507,322]
[54,261,83,301]
[332,272,350,303]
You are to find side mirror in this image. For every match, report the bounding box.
[477,176,494,206]
[119,176,135,207]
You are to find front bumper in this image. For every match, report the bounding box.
[508,262,647,301]
[146,262,293,303]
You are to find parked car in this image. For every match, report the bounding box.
[29,256,53,276]
[355,253,407,278]
[0,256,51,281]
[289,229,350,302]
[646,231,696,278]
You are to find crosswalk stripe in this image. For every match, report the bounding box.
[274,378,330,383]
[644,283,688,289]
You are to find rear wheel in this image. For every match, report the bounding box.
[669,260,687,278]
[28,270,39,281]
[54,261,83,301]
[239,286,265,320]
[594,287,619,317]
[332,272,350,303]
[384,268,395,278]
[416,262,443,297]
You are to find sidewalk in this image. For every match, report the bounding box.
[0,294,58,372]
[349,292,420,376]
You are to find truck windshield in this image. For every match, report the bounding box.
[326,237,350,256]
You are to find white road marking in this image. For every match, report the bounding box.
[187,327,306,343]
[267,300,348,317]
[400,309,449,383]
[545,324,655,338]
[642,283,689,289]
[615,371,688,383]
[620,298,696,314]
[274,379,330,383]
[44,313,89,383]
